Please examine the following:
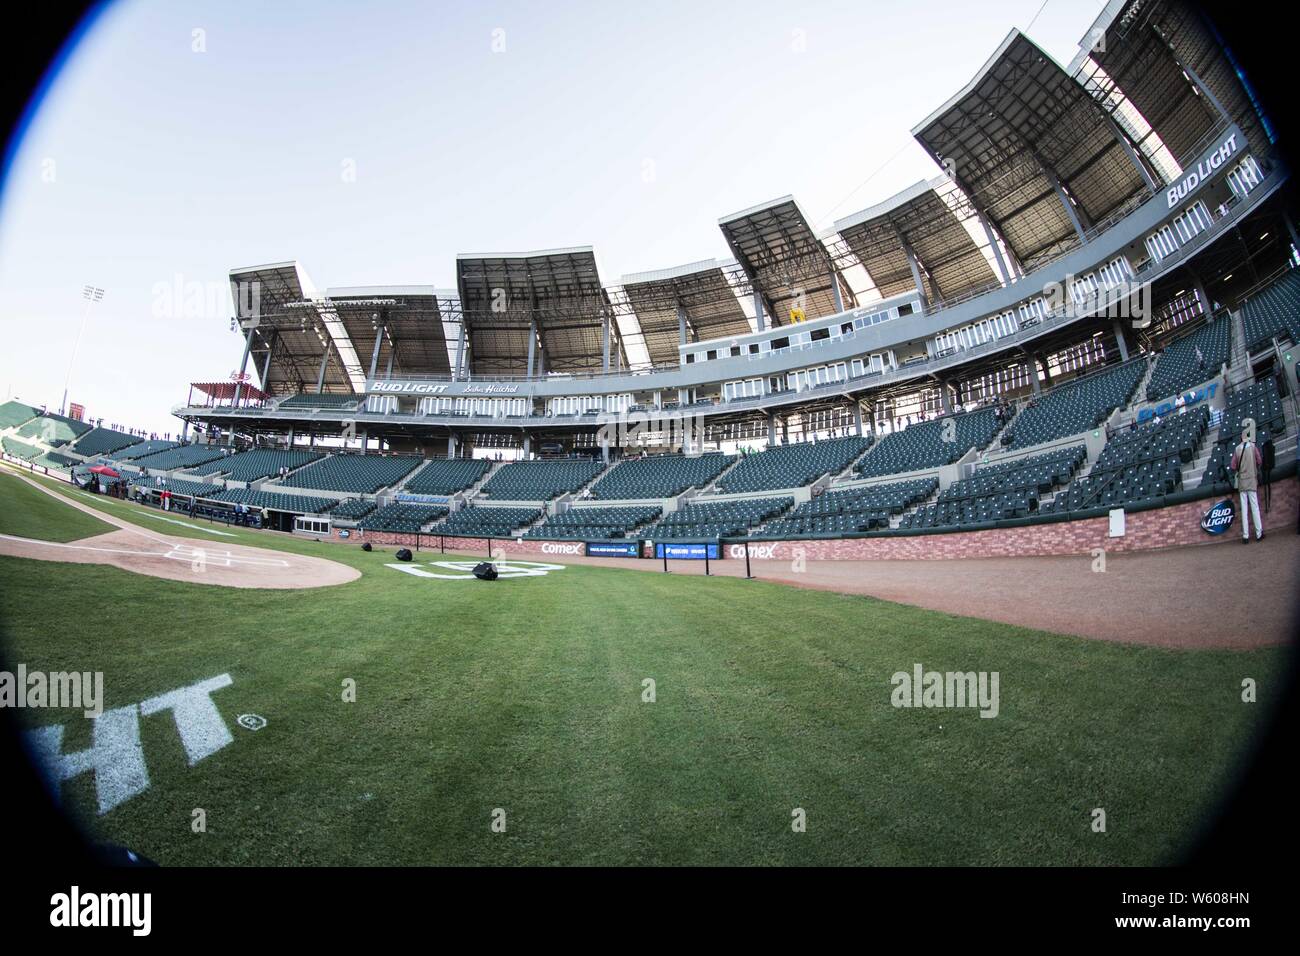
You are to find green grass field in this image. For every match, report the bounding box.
[0,471,114,541]
[0,466,1285,865]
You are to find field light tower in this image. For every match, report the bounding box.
[60,284,104,417]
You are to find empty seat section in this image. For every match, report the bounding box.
[110,439,180,461]
[1145,317,1230,401]
[1241,268,1300,354]
[1004,361,1144,450]
[1199,377,1287,488]
[0,401,41,429]
[280,454,422,493]
[3,437,45,461]
[590,452,734,499]
[856,408,999,479]
[404,458,492,495]
[479,459,604,500]
[130,443,229,471]
[648,496,793,538]
[766,478,937,536]
[130,477,224,498]
[329,498,378,520]
[70,427,141,457]
[190,449,322,482]
[277,393,359,410]
[524,505,662,539]
[902,445,1084,529]
[1047,406,1208,512]
[717,436,870,493]
[436,506,543,536]
[357,502,448,533]
[15,413,92,447]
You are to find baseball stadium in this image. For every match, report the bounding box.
[1,0,1297,872]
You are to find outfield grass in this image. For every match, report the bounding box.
[0,467,1286,865]
[0,471,114,542]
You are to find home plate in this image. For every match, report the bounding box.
[163,544,291,569]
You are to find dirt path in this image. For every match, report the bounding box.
[0,472,359,590]
[432,536,1300,649]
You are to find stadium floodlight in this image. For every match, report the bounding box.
[60,285,105,417]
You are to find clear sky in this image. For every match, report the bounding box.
[0,0,1108,434]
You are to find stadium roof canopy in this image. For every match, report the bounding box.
[322,286,453,380]
[618,259,754,364]
[912,29,1153,274]
[1069,0,1263,170]
[228,262,366,396]
[455,247,626,375]
[833,176,1002,309]
[718,196,854,327]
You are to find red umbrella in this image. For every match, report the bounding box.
[89,465,121,478]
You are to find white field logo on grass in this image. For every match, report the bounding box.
[386,560,565,580]
[891,663,1000,718]
[24,673,245,814]
[0,667,104,717]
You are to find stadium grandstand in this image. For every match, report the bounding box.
[4,0,1299,886]
[5,0,1287,551]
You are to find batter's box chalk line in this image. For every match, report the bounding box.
[163,544,291,569]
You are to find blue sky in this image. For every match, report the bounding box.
[0,0,1107,433]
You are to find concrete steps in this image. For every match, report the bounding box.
[891,481,944,529]
[1226,307,1253,387]
[700,455,743,494]
[833,442,878,482]
[982,405,1021,452]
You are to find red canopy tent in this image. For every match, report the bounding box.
[189,381,270,408]
[88,465,120,478]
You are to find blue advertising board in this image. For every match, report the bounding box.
[1136,382,1218,424]
[396,493,450,504]
[586,541,640,558]
[654,542,720,560]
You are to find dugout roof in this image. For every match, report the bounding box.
[912,29,1150,273]
[455,247,626,375]
[718,196,854,326]
[618,259,754,364]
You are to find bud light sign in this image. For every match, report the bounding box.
[1200,498,1235,535]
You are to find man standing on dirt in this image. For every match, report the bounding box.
[1230,418,1264,544]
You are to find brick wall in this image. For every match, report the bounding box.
[659,481,1299,562]
[347,481,1299,562]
